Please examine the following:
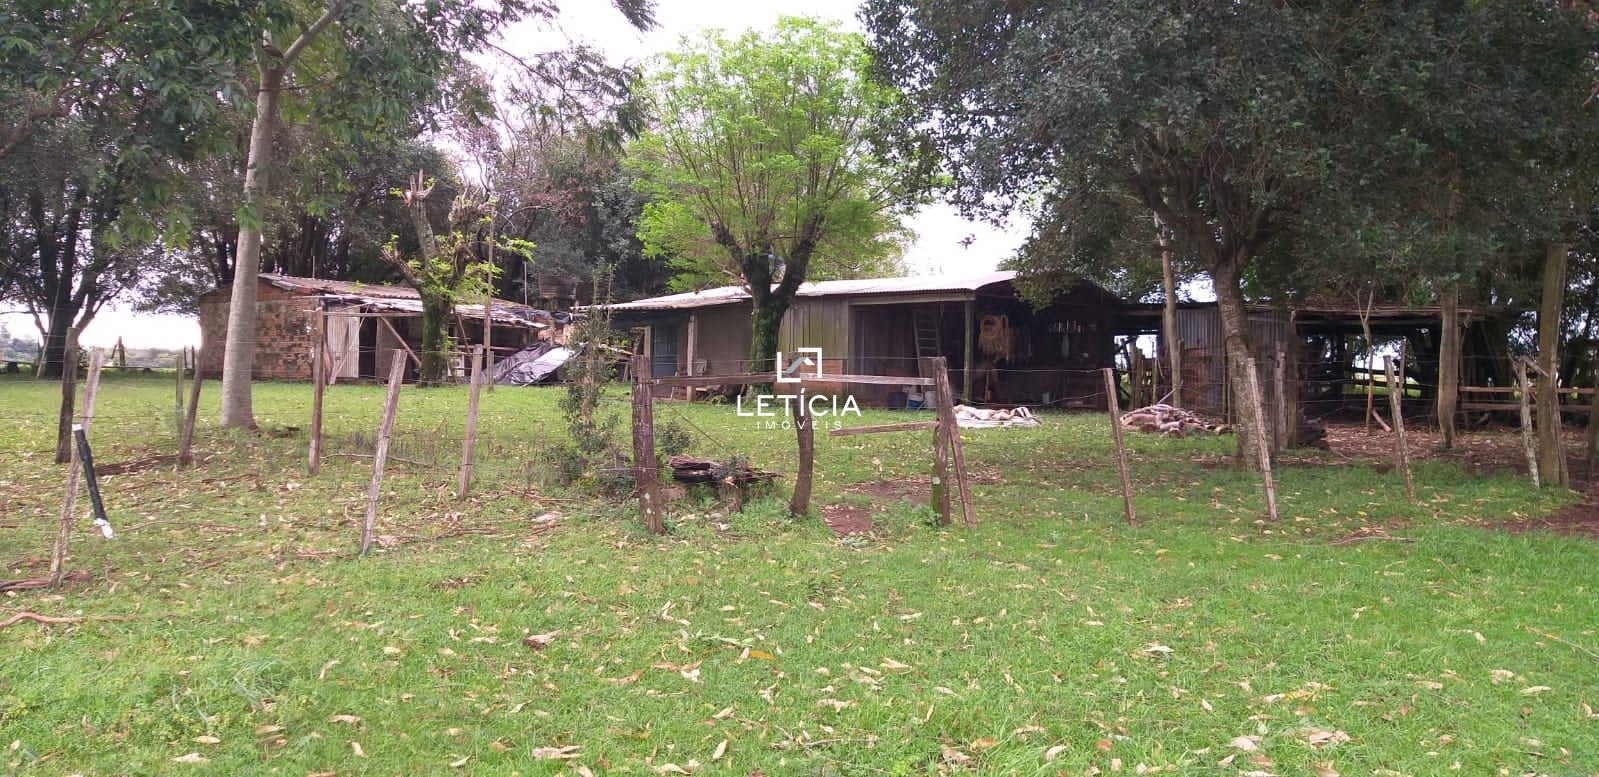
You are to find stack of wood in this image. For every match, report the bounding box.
[1119,404,1232,438]
[668,455,778,484]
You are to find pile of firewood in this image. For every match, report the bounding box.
[667,455,778,485]
[1119,404,1232,438]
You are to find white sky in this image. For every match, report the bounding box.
[2,0,1030,350]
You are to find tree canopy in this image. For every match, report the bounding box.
[865,0,1599,466]
[630,16,918,373]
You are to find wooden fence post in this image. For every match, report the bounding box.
[55,328,79,464]
[309,311,325,476]
[922,357,952,526]
[179,349,203,467]
[789,391,814,517]
[175,350,185,415]
[49,348,105,588]
[360,355,408,555]
[931,357,975,527]
[1385,355,1418,503]
[1102,367,1138,526]
[457,345,484,500]
[631,355,665,534]
[1437,289,1460,448]
[1242,356,1281,521]
[1516,358,1540,489]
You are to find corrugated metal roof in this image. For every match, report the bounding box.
[260,273,551,328]
[605,270,1018,311]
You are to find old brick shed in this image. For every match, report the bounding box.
[198,274,556,381]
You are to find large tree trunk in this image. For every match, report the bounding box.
[418,292,453,385]
[30,186,85,378]
[218,66,284,428]
[40,300,76,380]
[747,293,791,378]
[1213,265,1268,471]
[1437,286,1460,449]
[1536,242,1570,487]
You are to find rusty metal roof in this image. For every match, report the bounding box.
[259,274,551,328]
[604,270,1020,311]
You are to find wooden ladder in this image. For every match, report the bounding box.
[914,310,940,377]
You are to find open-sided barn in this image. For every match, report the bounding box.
[606,270,1122,407]
[198,274,560,382]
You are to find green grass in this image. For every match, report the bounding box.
[2,373,1596,776]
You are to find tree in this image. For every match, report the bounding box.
[385,171,530,385]
[141,118,457,315]
[0,0,264,377]
[491,130,663,302]
[0,0,259,161]
[0,114,178,378]
[866,0,1599,469]
[217,0,649,426]
[631,17,919,376]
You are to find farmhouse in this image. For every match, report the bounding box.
[197,274,562,382]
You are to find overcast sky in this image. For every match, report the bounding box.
[2,0,1030,350]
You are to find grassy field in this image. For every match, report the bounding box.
[2,372,1596,776]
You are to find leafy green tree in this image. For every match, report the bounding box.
[386,172,534,385]
[0,0,259,161]
[140,116,458,315]
[631,17,919,375]
[0,117,176,377]
[866,0,1599,469]
[491,130,663,302]
[219,0,655,425]
[0,0,263,377]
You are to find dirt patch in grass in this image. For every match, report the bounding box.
[847,478,929,504]
[822,478,943,536]
[96,453,178,476]
[1498,496,1599,539]
[822,504,873,536]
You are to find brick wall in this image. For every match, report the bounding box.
[197,281,319,380]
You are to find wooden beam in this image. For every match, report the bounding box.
[931,357,975,527]
[361,355,408,555]
[1386,354,1418,503]
[631,355,665,534]
[377,315,421,370]
[828,421,940,437]
[49,348,105,587]
[309,311,325,476]
[179,347,203,467]
[1242,355,1280,522]
[790,396,814,517]
[457,345,484,500]
[1103,367,1137,526]
[1517,358,1540,489]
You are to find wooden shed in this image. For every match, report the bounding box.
[606,271,1121,407]
[197,274,560,382]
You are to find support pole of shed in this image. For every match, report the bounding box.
[962,300,975,404]
[686,313,699,401]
